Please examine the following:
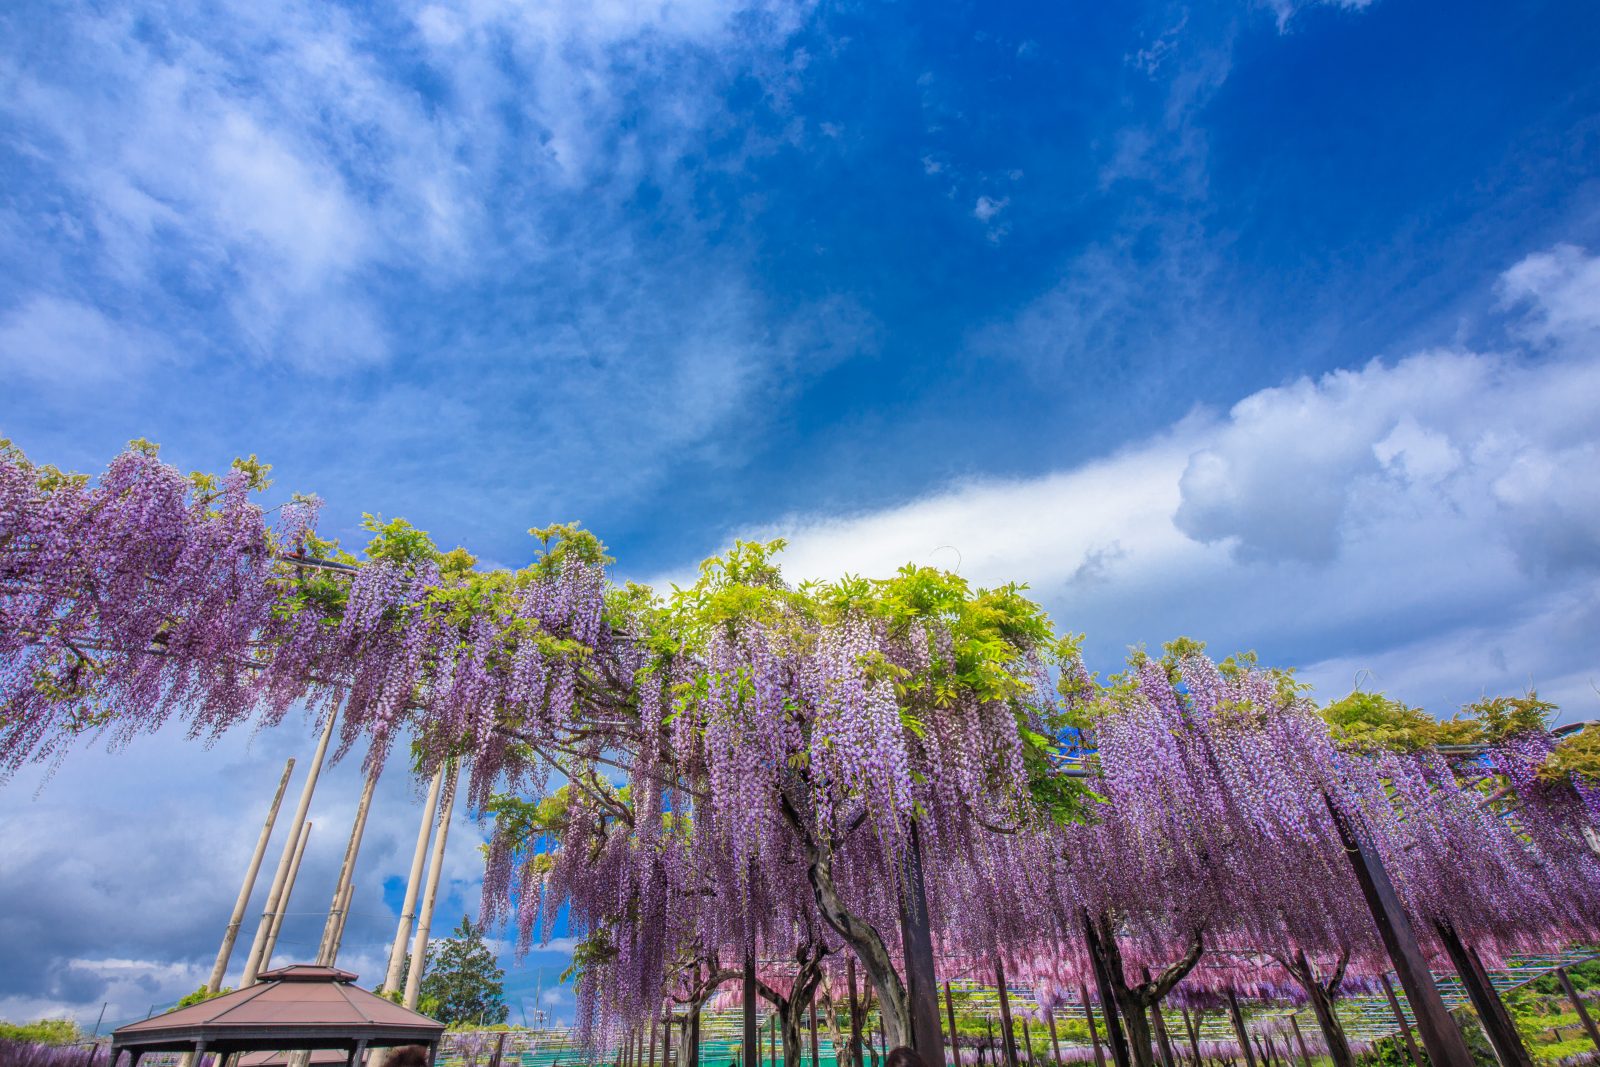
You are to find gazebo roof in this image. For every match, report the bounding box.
[113,965,444,1055]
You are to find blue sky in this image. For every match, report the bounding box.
[3,0,1600,1032]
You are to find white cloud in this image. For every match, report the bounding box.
[0,295,165,384]
[651,245,1600,720]
[973,196,1008,223]
[0,711,491,1027]
[1498,242,1600,346]
[1264,0,1377,33]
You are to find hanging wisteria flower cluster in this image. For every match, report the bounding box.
[5,441,1600,1066]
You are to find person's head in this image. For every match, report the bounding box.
[885,1046,928,1067]
[386,1045,430,1067]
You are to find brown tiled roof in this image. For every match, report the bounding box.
[113,965,444,1053]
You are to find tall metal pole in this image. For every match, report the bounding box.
[385,767,445,992]
[240,709,339,985]
[405,764,458,1010]
[1325,795,1474,1067]
[317,770,380,965]
[261,820,311,971]
[208,759,294,992]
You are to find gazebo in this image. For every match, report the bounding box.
[110,965,445,1067]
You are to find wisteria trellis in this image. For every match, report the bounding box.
[3,443,1599,1067]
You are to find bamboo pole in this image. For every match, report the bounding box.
[385,766,445,991]
[208,759,295,993]
[261,819,312,970]
[317,770,380,965]
[327,877,356,964]
[404,765,458,1010]
[240,709,339,985]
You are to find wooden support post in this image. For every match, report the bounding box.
[745,948,759,1067]
[1048,1010,1063,1066]
[1379,975,1422,1067]
[664,1007,674,1067]
[1286,1016,1312,1067]
[1325,794,1474,1067]
[384,767,445,993]
[946,983,961,1067]
[490,1033,506,1067]
[1223,990,1256,1067]
[1081,985,1107,1067]
[1180,1009,1202,1067]
[1556,968,1600,1051]
[650,1011,660,1067]
[811,1000,821,1067]
[209,759,294,992]
[995,960,1021,1067]
[260,820,310,972]
[770,1010,778,1067]
[1149,1006,1177,1067]
[241,709,338,985]
[1022,1019,1037,1066]
[848,958,864,1067]
[405,764,458,1010]
[1435,922,1532,1067]
[900,823,946,1064]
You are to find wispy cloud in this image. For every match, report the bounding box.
[661,245,1600,718]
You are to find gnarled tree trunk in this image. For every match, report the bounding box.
[1278,949,1353,1067]
[780,787,912,1049]
[1086,914,1204,1067]
[756,942,830,1067]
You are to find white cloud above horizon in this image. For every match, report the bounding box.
[645,244,1600,721]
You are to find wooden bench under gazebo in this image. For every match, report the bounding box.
[110,965,445,1067]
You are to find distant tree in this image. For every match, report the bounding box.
[410,916,508,1025]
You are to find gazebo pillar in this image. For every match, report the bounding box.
[349,1040,369,1066]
